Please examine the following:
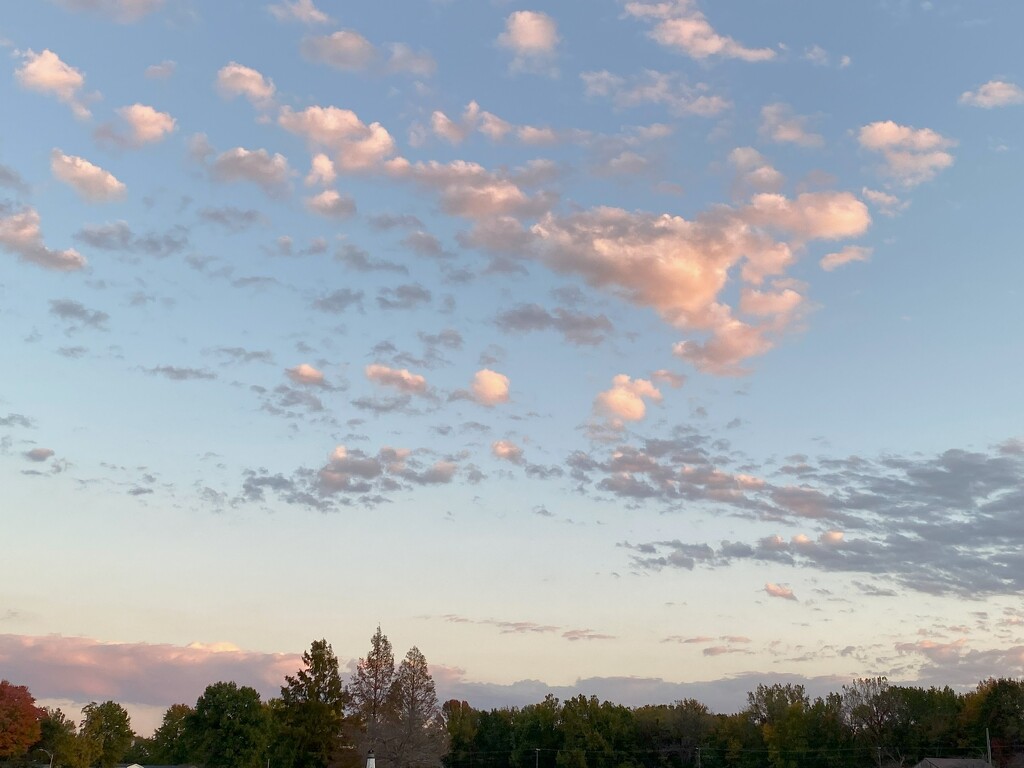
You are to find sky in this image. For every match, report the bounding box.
[2,0,1024,738]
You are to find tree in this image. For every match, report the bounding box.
[383,646,448,768]
[842,677,906,766]
[350,627,396,730]
[511,695,563,768]
[149,704,195,765]
[80,701,133,768]
[442,700,479,768]
[0,680,43,759]
[33,707,78,768]
[186,682,271,768]
[277,639,351,768]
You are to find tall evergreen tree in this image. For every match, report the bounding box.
[277,639,350,768]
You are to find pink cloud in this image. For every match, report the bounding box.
[625,0,776,62]
[15,49,91,118]
[0,206,87,271]
[594,375,662,427]
[0,633,300,709]
[50,150,126,202]
[820,245,872,272]
[365,363,427,394]
[279,106,396,172]
[471,369,510,406]
[216,62,276,107]
[286,363,325,386]
[491,439,524,464]
[764,583,797,600]
[858,121,956,186]
[959,80,1024,109]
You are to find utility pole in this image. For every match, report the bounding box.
[535,748,540,768]
[987,728,993,767]
[696,747,701,768]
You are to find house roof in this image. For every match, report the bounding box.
[913,759,992,768]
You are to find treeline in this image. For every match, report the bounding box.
[2,630,1023,768]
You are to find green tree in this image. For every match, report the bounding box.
[383,646,448,768]
[80,701,133,768]
[33,707,78,768]
[842,677,906,766]
[186,682,272,768]
[442,700,479,768]
[348,626,397,761]
[0,680,43,759]
[511,695,563,768]
[149,704,195,765]
[277,639,351,768]
[470,708,516,768]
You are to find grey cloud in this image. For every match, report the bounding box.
[495,303,613,346]
[0,414,35,428]
[369,213,423,231]
[74,220,188,258]
[377,283,431,310]
[402,230,450,258]
[313,288,364,313]
[50,299,109,330]
[208,347,275,365]
[25,447,55,462]
[143,366,217,381]
[335,243,408,274]
[198,206,268,231]
[0,164,29,193]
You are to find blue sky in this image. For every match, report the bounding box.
[2,0,1024,736]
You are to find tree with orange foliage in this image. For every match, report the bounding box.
[0,679,43,759]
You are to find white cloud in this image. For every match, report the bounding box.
[386,43,436,77]
[268,0,331,24]
[594,375,661,427]
[0,205,87,271]
[15,49,91,119]
[959,80,1024,109]
[624,0,776,62]
[859,120,956,186]
[820,245,872,272]
[471,369,510,406]
[759,103,824,148]
[209,147,291,193]
[50,150,126,202]
[304,189,355,218]
[216,62,276,107]
[365,364,428,394]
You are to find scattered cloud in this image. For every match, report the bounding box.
[492,439,524,464]
[51,150,126,202]
[49,299,109,330]
[365,364,428,394]
[0,204,87,271]
[144,60,176,79]
[74,221,187,258]
[581,70,729,117]
[268,0,331,25]
[143,366,217,381]
[820,245,872,271]
[759,103,824,148]
[594,375,662,428]
[25,448,55,462]
[498,11,560,74]
[305,189,356,218]
[471,369,510,406]
[959,80,1024,109]
[15,49,92,118]
[624,0,776,62]
[50,0,165,23]
[216,62,276,107]
[286,363,326,386]
[279,106,397,172]
[495,304,613,346]
[764,583,797,600]
[208,147,291,194]
[859,121,956,186]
